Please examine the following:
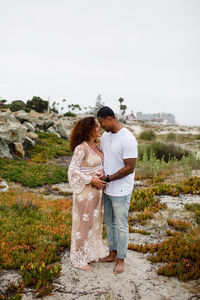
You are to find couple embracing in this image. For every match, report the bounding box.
[68,106,138,274]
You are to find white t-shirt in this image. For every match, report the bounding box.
[100,127,138,196]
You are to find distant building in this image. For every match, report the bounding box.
[136,112,176,125]
[127,110,137,121]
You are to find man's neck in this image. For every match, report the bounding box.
[111,121,123,133]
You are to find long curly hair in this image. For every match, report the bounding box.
[69,116,96,151]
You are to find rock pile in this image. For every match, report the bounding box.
[0,109,75,159]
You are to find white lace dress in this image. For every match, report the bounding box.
[68,142,107,268]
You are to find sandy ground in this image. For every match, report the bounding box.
[33,249,199,300]
[19,194,200,300]
[21,248,200,300]
[128,124,200,137]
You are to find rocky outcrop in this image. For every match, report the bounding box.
[0,110,74,159]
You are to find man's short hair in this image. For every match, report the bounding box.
[97,106,115,119]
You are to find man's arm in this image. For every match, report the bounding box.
[101,158,137,182]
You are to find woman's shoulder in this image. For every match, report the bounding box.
[74,142,87,153]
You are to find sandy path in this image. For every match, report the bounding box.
[22,247,198,300]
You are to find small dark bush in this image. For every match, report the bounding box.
[138,142,190,162]
[26,96,48,113]
[9,100,26,112]
[139,129,156,141]
[63,111,76,117]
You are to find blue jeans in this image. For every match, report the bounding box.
[103,192,132,259]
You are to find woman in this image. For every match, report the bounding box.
[68,117,107,271]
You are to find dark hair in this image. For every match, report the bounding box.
[70,116,96,151]
[97,106,115,119]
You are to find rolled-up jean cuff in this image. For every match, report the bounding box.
[117,254,126,259]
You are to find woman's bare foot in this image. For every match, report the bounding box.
[113,259,124,274]
[99,250,117,262]
[78,265,91,271]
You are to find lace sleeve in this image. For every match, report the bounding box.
[68,144,92,194]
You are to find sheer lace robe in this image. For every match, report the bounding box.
[68,142,107,267]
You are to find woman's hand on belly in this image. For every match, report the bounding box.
[91,175,107,189]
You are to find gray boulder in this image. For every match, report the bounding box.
[47,126,56,134]
[0,110,16,123]
[23,137,36,149]
[44,120,54,130]
[0,121,27,143]
[54,121,70,139]
[0,137,12,158]
[34,119,45,130]
[47,126,61,137]
[14,110,30,122]
[26,132,38,141]
[23,121,35,132]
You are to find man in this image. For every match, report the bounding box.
[97,106,138,274]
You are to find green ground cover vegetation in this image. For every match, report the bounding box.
[0,191,72,299]
[29,131,72,162]
[129,177,200,281]
[0,158,68,188]
[0,130,200,298]
[0,132,70,188]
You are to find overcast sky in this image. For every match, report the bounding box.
[0,0,200,125]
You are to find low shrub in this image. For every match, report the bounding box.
[63,111,76,117]
[136,148,200,180]
[153,142,190,161]
[139,129,156,141]
[138,142,190,162]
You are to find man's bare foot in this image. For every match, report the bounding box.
[78,265,91,271]
[99,250,117,263]
[88,260,95,265]
[113,258,124,274]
